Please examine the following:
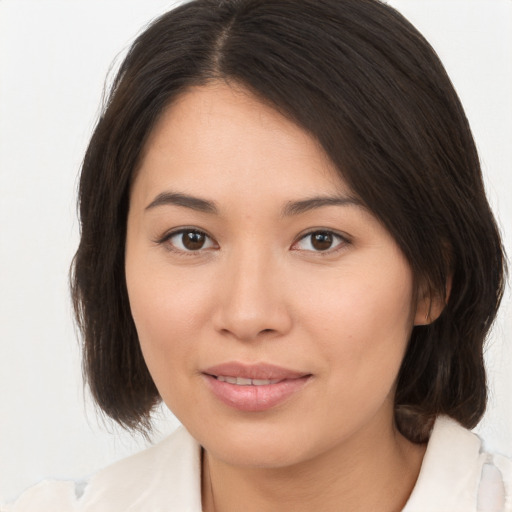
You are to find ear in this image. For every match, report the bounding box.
[413,274,452,326]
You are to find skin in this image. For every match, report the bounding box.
[125,81,436,512]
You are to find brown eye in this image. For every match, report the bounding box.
[294,230,347,253]
[311,232,334,251]
[182,231,206,250]
[166,229,215,252]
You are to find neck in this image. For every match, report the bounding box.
[201,417,426,512]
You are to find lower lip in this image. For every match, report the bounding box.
[203,374,311,412]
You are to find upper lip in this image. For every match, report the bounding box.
[202,362,310,381]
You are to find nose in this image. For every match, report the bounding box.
[212,249,293,342]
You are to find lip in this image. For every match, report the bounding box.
[202,362,312,412]
[203,362,309,380]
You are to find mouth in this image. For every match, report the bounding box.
[214,376,282,386]
[202,362,312,412]
[203,361,309,380]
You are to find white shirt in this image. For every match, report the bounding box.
[3,416,511,511]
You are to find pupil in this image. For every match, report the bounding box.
[183,231,205,250]
[312,232,333,251]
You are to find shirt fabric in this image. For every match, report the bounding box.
[2,416,511,511]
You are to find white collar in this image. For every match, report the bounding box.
[403,415,485,512]
[81,425,203,511]
[81,416,486,511]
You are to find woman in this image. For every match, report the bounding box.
[2,0,510,510]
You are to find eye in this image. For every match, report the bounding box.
[293,230,348,253]
[162,229,216,252]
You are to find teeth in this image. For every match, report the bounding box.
[216,376,281,386]
[252,379,280,385]
[220,376,237,384]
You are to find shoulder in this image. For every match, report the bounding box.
[404,415,512,512]
[0,480,85,512]
[80,425,202,511]
[484,451,512,512]
[2,426,203,512]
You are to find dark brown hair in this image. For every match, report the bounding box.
[71,0,506,441]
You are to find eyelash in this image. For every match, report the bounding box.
[292,230,350,254]
[156,228,350,256]
[156,228,217,256]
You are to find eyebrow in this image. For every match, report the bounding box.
[281,195,363,217]
[145,190,363,216]
[145,192,218,214]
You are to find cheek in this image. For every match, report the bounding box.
[125,256,215,386]
[300,259,414,382]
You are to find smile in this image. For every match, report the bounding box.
[202,362,312,412]
[215,376,282,385]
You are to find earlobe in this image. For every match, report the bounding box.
[414,296,442,326]
[413,275,452,326]
[414,298,436,326]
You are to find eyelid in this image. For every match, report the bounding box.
[155,226,350,255]
[156,227,218,254]
[291,229,351,254]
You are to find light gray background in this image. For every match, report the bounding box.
[1,0,511,503]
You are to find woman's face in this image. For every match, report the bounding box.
[125,82,428,468]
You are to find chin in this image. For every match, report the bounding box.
[207,436,307,469]
[192,415,333,469]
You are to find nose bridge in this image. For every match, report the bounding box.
[214,242,291,340]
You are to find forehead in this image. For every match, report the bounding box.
[133,81,351,202]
